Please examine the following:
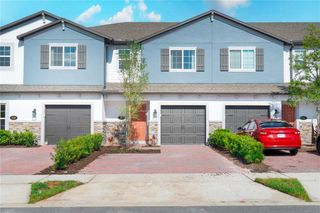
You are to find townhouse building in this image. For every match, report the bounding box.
[0,10,318,145]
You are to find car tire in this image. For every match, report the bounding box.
[317,138,320,155]
[290,149,298,156]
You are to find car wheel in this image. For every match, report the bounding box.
[317,138,320,155]
[290,149,298,156]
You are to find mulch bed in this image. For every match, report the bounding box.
[210,146,278,173]
[36,146,160,175]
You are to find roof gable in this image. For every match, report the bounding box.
[136,10,292,44]
[17,18,114,41]
[0,10,60,33]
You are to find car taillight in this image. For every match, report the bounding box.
[294,131,300,135]
[259,131,268,135]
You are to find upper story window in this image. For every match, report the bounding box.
[170,48,196,72]
[49,44,77,69]
[118,49,130,70]
[0,104,6,130]
[294,49,304,65]
[229,47,255,72]
[0,45,11,67]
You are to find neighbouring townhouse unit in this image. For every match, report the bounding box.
[0,10,318,146]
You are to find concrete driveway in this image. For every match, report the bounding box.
[0,146,54,175]
[264,149,320,172]
[80,145,242,174]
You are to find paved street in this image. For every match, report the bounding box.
[81,145,242,174]
[1,206,319,213]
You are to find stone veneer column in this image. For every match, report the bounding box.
[9,122,41,143]
[93,121,106,144]
[297,120,313,145]
[208,121,223,134]
[147,121,158,145]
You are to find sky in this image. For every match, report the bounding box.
[0,0,319,27]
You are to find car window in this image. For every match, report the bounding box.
[248,121,256,130]
[259,121,292,128]
[242,122,250,130]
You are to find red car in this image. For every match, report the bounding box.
[237,119,301,155]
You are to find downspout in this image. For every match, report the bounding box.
[289,42,294,81]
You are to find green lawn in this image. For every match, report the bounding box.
[29,180,82,203]
[255,178,311,202]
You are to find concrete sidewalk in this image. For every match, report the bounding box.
[1,173,319,207]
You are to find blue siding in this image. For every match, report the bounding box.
[142,16,285,83]
[24,24,105,85]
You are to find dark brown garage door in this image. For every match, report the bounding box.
[225,105,270,132]
[161,106,206,145]
[45,105,91,145]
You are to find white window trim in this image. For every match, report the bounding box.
[49,43,78,70]
[117,48,130,70]
[228,47,256,72]
[169,47,197,72]
[0,43,14,71]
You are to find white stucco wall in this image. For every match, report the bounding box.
[0,17,53,84]
[105,93,287,144]
[0,93,105,144]
[283,46,291,83]
[106,45,123,83]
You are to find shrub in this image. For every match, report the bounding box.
[0,130,11,145]
[0,129,36,147]
[53,133,104,169]
[209,129,264,164]
[12,130,37,147]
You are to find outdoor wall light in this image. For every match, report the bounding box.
[153,109,157,120]
[32,109,37,120]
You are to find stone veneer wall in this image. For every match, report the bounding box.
[93,121,107,144]
[104,121,125,145]
[208,121,223,134]
[147,121,158,145]
[9,122,41,143]
[297,120,313,145]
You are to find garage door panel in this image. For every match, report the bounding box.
[45,105,91,145]
[225,106,269,132]
[161,106,206,145]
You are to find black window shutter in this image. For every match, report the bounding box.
[196,48,205,72]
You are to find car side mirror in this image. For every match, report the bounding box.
[237,127,243,131]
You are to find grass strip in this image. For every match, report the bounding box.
[29,180,82,203]
[255,178,311,202]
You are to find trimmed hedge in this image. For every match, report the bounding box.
[0,129,37,147]
[208,129,264,164]
[52,133,104,169]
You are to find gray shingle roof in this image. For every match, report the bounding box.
[104,83,289,94]
[90,21,319,43]
[0,84,288,94]
[0,85,103,93]
[249,22,320,44]
[90,22,178,42]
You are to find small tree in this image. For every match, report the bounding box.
[288,24,320,135]
[119,42,148,145]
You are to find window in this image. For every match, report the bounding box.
[294,49,304,65]
[0,46,11,67]
[260,121,292,128]
[50,44,77,69]
[248,121,257,130]
[118,49,130,70]
[170,48,195,71]
[0,104,6,130]
[229,47,255,71]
